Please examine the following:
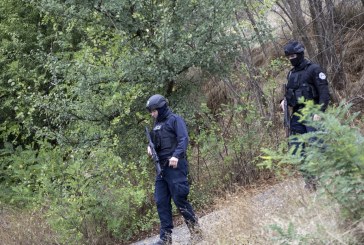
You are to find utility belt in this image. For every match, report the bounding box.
[159,159,170,167]
[159,157,186,167]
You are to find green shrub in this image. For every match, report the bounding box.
[270,222,310,245]
[0,140,156,244]
[189,101,265,196]
[261,100,364,220]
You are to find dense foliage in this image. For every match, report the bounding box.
[0,0,275,243]
[1,0,363,244]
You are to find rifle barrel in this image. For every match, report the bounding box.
[145,127,162,175]
[283,84,290,137]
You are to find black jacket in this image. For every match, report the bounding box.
[286,59,330,112]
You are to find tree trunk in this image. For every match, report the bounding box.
[323,0,346,91]
[244,6,268,56]
[283,0,315,58]
[307,0,326,66]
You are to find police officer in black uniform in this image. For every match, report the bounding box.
[146,94,202,245]
[281,40,330,190]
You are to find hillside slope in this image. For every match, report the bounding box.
[131,177,360,244]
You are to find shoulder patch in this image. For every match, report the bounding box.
[319,72,326,80]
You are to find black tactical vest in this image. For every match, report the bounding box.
[152,114,178,160]
[285,61,318,108]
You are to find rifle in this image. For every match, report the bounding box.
[145,127,162,175]
[283,84,290,137]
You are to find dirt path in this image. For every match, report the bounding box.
[130,178,311,245]
[131,207,232,245]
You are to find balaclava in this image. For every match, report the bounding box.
[156,104,170,122]
[290,52,304,67]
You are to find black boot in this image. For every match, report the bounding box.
[151,233,172,245]
[304,176,317,192]
[187,221,203,244]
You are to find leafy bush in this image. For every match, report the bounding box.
[0,140,155,244]
[188,100,266,196]
[261,100,364,220]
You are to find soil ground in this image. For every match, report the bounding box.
[130,177,311,245]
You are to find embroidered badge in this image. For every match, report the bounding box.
[319,72,326,80]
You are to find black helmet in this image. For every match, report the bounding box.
[146,94,167,112]
[284,41,305,56]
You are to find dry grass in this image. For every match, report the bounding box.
[202,77,231,114]
[342,29,364,114]
[0,206,59,245]
[197,178,363,245]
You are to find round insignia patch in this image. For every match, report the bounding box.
[319,72,326,80]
